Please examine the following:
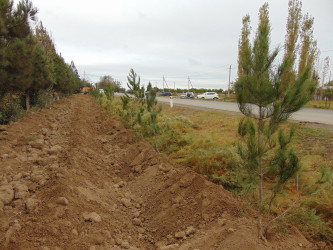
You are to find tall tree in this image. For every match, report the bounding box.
[237,14,251,78]
[98,75,122,92]
[0,0,37,96]
[298,13,317,76]
[281,0,302,89]
[34,22,57,86]
[236,2,316,238]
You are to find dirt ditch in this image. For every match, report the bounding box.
[0,95,320,249]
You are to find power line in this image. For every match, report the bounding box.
[162,75,169,89]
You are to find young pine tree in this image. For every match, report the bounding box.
[235,1,316,238]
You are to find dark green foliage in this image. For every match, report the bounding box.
[0,94,23,124]
[0,0,82,122]
[236,1,317,237]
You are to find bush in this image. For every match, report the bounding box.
[35,89,53,108]
[0,94,23,124]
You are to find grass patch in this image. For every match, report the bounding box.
[304,100,333,110]
[99,96,333,243]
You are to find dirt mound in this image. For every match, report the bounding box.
[0,95,317,249]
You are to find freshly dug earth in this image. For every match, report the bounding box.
[0,95,317,249]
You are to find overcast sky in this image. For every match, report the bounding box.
[25,0,333,89]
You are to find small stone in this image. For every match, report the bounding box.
[13,173,22,181]
[298,243,303,247]
[138,227,145,234]
[155,241,167,248]
[56,197,69,206]
[133,211,140,217]
[90,234,104,245]
[159,164,171,173]
[29,139,44,149]
[83,212,102,222]
[121,241,130,249]
[1,154,9,159]
[5,220,21,245]
[72,229,78,236]
[41,128,49,136]
[317,241,327,249]
[104,230,112,239]
[111,204,117,212]
[0,184,14,204]
[227,228,236,233]
[121,198,131,208]
[115,237,122,245]
[118,181,126,187]
[185,226,196,236]
[0,201,4,212]
[48,145,62,155]
[218,218,227,226]
[175,231,186,239]
[133,165,142,173]
[132,218,141,226]
[25,198,39,212]
[100,138,108,144]
[13,183,29,199]
[160,244,180,250]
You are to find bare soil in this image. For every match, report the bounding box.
[0,95,322,249]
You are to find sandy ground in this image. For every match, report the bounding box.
[0,95,323,249]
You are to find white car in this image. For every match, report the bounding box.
[197,92,219,99]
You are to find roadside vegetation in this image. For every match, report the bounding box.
[92,69,333,244]
[90,0,333,244]
[0,0,83,124]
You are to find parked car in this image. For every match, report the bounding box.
[159,91,172,96]
[185,92,195,98]
[180,92,194,98]
[197,92,219,99]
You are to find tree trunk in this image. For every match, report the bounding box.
[258,105,263,238]
[25,92,30,111]
[8,92,13,102]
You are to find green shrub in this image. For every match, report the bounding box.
[0,94,23,124]
[35,89,53,108]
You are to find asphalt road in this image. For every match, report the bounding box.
[157,97,333,126]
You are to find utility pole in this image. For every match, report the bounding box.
[188,76,193,90]
[163,75,169,90]
[228,65,232,97]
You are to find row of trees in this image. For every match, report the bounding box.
[0,0,82,123]
[95,75,230,95]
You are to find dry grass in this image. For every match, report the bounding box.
[304,100,333,110]
[107,97,333,242]
[160,103,333,242]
